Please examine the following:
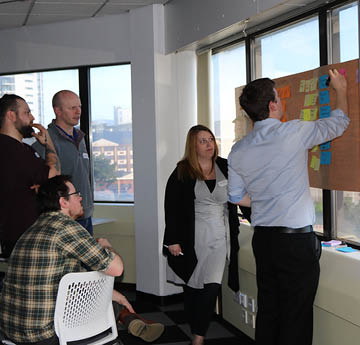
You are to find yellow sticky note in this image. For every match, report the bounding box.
[302,109,311,121]
[299,80,305,92]
[310,78,317,91]
[310,155,317,169]
[311,108,318,121]
[314,157,320,171]
[304,94,318,107]
[311,94,318,106]
[304,95,312,106]
[311,145,319,152]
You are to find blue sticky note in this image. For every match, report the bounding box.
[319,90,330,104]
[336,247,358,253]
[319,75,328,89]
[320,142,330,150]
[319,106,331,118]
[320,151,331,165]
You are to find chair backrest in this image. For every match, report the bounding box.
[54,271,118,345]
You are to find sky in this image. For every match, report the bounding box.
[41,64,132,125]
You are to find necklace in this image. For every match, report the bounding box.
[203,166,214,178]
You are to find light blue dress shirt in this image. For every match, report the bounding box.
[228,109,349,228]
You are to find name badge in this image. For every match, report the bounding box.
[218,180,228,187]
[83,152,89,159]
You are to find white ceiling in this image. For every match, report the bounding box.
[0,0,170,31]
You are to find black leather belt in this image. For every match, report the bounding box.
[254,225,313,234]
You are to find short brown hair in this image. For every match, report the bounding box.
[240,78,275,122]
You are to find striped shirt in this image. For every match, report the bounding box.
[0,211,115,343]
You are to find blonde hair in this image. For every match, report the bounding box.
[177,125,218,181]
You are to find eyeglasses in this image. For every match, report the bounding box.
[198,137,215,145]
[65,191,81,198]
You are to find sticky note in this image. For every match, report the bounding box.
[339,68,347,77]
[301,109,311,121]
[320,142,330,150]
[336,247,358,253]
[299,80,305,92]
[311,145,319,152]
[314,157,320,171]
[322,240,342,247]
[310,155,317,168]
[319,90,330,105]
[310,78,317,91]
[277,85,291,99]
[319,75,328,89]
[304,94,318,106]
[319,106,331,118]
[320,151,331,165]
[310,108,318,121]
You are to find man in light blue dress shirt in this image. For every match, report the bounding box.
[228,69,349,345]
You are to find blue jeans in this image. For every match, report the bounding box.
[77,217,93,236]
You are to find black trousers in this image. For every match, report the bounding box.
[252,229,321,345]
[183,283,220,336]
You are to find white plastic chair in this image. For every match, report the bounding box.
[54,271,118,345]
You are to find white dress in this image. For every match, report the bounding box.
[167,163,230,288]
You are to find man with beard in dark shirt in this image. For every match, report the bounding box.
[0,94,60,257]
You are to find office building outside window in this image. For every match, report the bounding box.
[90,64,133,202]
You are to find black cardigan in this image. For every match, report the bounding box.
[163,156,250,292]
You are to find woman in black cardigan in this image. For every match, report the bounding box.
[163,125,250,345]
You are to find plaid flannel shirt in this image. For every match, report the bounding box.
[0,211,115,343]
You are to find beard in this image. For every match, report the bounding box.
[18,125,34,138]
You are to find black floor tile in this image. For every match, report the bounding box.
[118,325,190,345]
[115,285,255,345]
[163,309,187,324]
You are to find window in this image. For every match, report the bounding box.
[90,64,133,202]
[0,70,78,126]
[330,2,359,64]
[253,16,320,79]
[211,42,246,157]
[331,1,360,243]
[0,64,133,204]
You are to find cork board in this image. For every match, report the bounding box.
[234,59,360,191]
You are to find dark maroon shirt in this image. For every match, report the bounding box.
[0,134,49,244]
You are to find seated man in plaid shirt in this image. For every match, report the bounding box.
[0,175,163,345]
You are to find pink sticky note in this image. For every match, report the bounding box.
[339,68,347,77]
